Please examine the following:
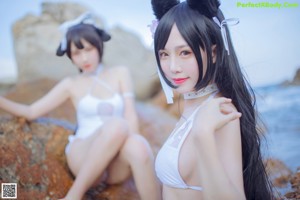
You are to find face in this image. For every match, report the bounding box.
[70,39,100,73]
[158,24,208,94]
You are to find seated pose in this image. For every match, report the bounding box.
[150,0,274,199]
[0,13,160,200]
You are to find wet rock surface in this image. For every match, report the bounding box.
[0,78,299,199]
[0,78,175,199]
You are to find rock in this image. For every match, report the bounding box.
[281,68,300,86]
[12,2,159,100]
[136,102,177,155]
[264,159,300,199]
[149,89,183,119]
[3,78,300,199]
[0,78,76,124]
[265,158,293,188]
[0,78,176,199]
[0,106,175,199]
[291,68,300,85]
[285,167,300,199]
[103,26,159,101]
[0,117,74,200]
[12,3,89,84]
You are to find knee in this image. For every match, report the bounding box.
[104,117,129,140]
[126,135,154,164]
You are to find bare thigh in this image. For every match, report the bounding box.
[66,133,98,176]
[105,151,131,184]
[105,134,153,184]
[65,117,129,181]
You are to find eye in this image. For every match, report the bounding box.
[180,50,192,56]
[85,46,94,51]
[159,51,168,59]
[71,50,80,56]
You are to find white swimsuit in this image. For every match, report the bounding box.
[155,92,217,191]
[65,76,128,154]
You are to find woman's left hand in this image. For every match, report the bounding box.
[195,97,241,133]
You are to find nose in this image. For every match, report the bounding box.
[81,52,88,62]
[169,56,182,74]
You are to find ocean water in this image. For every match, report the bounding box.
[255,84,300,172]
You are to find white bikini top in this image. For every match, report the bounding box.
[155,92,218,191]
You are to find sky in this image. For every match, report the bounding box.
[0,0,300,87]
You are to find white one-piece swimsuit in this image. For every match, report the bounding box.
[65,76,125,154]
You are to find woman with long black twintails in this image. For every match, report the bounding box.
[150,0,274,199]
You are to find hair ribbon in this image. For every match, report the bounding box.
[212,17,239,55]
[59,12,95,52]
[147,19,159,39]
[157,66,174,104]
[147,19,174,104]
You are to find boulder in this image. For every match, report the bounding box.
[12,2,159,100]
[291,68,300,85]
[0,78,176,199]
[0,117,74,199]
[12,3,89,83]
[2,78,300,199]
[265,158,293,188]
[284,167,300,200]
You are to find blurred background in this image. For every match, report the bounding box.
[0,0,299,196]
[1,0,299,86]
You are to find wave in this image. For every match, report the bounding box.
[255,85,300,113]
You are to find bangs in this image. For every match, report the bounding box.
[67,25,100,49]
[69,32,84,49]
[154,3,213,90]
[65,24,103,60]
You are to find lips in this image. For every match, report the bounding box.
[173,78,188,85]
[83,64,92,69]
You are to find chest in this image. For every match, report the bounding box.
[71,76,121,107]
[177,131,199,183]
[77,94,123,117]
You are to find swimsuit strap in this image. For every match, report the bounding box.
[88,76,115,95]
[188,90,219,119]
[187,185,203,191]
[122,92,134,98]
[170,90,219,141]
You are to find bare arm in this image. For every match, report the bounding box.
[193,98,246,200]
[0,78,72,120]
[117,66,139,133]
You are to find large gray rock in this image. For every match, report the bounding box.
[291,68,300,85]
[104,26,159,100]
[12,3,89,82]
[12,2,159,100]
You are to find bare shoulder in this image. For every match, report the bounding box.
[61,76,78,86]
[191,99,241,140]
[106,66,131,82]
[109,65,130,75]
[55,76,82,94]
[56,77,73,88]
[216,103,241,147]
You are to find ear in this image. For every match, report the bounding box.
[186,0,220,18]
[96,29,111,42]
[56,44,66,56]
[212,45,217,64]
[151,0,180,20]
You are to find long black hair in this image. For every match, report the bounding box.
[152,0,274,199]
[56,23,111,62]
